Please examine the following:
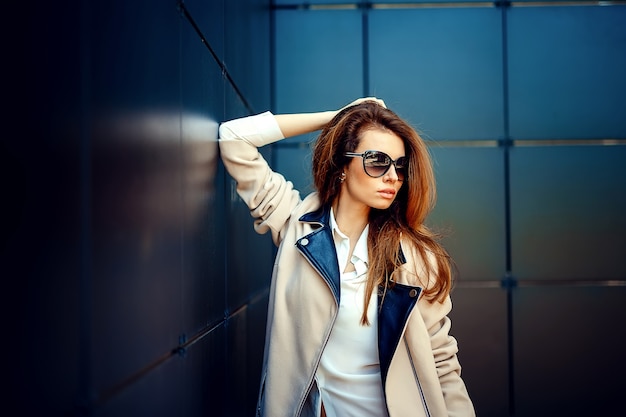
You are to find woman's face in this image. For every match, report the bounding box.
[340,128,406,211]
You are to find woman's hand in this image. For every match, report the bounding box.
[339,97,387,112]
[274,97,387,139]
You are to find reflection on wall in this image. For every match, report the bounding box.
[9,1,273,416]
[92,111,218,239]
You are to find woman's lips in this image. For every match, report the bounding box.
[378,188,397,199]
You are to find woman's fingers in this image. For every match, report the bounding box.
[342,97,387,111]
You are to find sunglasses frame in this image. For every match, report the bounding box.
[344,150,408,179]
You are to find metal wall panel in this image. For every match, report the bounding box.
[428,147,506,281]
[449,287,510,417]
[95,323,227,417]
[89,0,184,396]
[220,8,274,314]
[273,145,316,196]
[226,183,276,309]
[508,6,626,140]
[369,7,504,141]
[225,0,272,115]
[510,146,626,281]
[223,0,275,315]
[11,0,274,415]
[274,9,364,117]
[180,0,226,351]
[513,286,626,416]
[246,293,270,413]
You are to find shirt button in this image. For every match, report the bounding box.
[300,238,309,246]
[409,289,418,298]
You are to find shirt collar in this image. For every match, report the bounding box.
[352,226,369,265]
[329,206,347,240]
[329,207,369,273]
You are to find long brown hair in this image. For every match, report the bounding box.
[311,101,452,325]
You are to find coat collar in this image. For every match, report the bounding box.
[298,203,330,225]
[296,205,341,302]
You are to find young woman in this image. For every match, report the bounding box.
[219,98,475,417]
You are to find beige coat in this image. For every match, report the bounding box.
[219,112,475,417]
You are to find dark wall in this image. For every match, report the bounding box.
[6,1,273,416]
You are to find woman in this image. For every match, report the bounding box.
[219,98,475,417]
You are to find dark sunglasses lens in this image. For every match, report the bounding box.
[362,151,407,179]
[363,151,391,177]
[395,157,407,179]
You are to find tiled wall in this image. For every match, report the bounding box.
[8,1,273,416]
[7,1,626,416]
[272,1,626,416]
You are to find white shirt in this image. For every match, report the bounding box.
[315,209,388,417]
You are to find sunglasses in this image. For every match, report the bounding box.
[344,150,408,179]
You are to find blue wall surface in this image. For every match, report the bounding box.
[5,1,626,417]
[272,1,626,416]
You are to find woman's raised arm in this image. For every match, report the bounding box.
[274,97,386,138]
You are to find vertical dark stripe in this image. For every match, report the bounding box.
[270,0,277,114]
[499,2,515,415]
[362,1,370,95]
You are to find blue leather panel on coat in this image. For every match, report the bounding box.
[378,282,421,386]
[298,206,341,303]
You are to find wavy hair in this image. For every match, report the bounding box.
[311,101,452,325]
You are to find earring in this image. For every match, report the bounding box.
[340,172,346,183]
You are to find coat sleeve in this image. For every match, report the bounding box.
[406,243,476,416]
[420,296,475,416]
[218,111,301,245]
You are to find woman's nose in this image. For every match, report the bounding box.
[384,164,399,182]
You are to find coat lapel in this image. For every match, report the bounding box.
[378,246,421,387]
[296,206,341,304]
